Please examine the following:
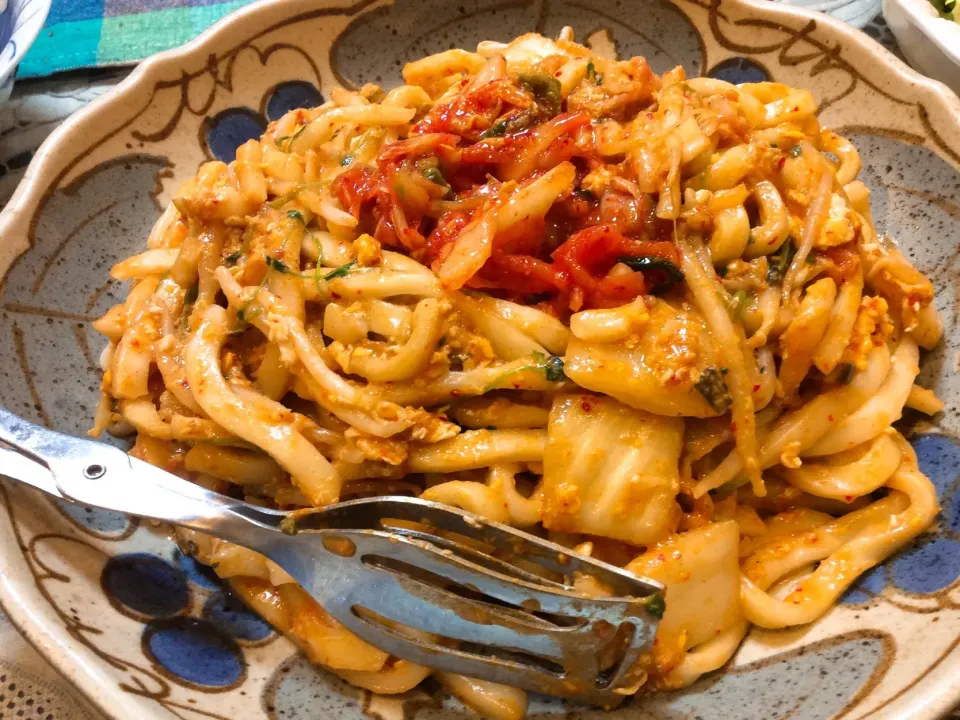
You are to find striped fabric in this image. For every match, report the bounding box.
[19,0,258,78]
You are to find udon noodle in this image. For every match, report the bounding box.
[93,30,943,718]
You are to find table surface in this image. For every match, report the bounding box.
[0,15,956,718]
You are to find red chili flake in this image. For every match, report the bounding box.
[753,384,761,392]
[828,414,835,422]
[555,70,562,77]
[844,494,854,502]
[657,553,666,562]
[730,422,737,432]
[450,390,461,398]
[581,400,593,412]
[778,156,786,170]
[793,105,799,112]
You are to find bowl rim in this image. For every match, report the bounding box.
[0,0,959,718]
[884,0,960,69]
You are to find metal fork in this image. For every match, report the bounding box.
[0,407,663,705]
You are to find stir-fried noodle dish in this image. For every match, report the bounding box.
[93,29,944,719]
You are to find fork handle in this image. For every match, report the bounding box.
[0,407,289,550]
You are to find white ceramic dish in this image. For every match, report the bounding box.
[883,0,960,93]
[0,1,958,719]
[0,0,51,100]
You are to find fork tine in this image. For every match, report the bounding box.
[333,528,653,623]
[316,532,615,662]
[383,525,573,590]
[293,497,662,598]
[299,528,662,689]
[344,566,574,663]
[333,607,619,703]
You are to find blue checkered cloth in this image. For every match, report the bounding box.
[20,0,258,78]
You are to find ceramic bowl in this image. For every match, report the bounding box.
[882,0,960,94]
[0,0,51,101]
[1,1,959,718]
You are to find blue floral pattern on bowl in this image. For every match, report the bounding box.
[843,435,960,604]
[100,550,270,689]
[204,81,324,162]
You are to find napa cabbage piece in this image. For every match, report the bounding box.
[452,292,548,361]
[563,299,723,417]
[542,392,683,545]
[626,521,742,668]
[477,33,574,69]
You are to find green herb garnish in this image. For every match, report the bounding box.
[728,289,750,319]
[288,210,305,224]
[323,260,357,281]
[616,255,685,294]
[232,271,270,333]
[276,124,307,151]
[480,118,509,139]
[235,303,264,328]
[478,109,537,139]
[422,166,450,191]
[780,239,797,274]
[544,355,566,383]
[312,239,326,296]
[694,366,732,413]
[179,285,198,331]
[340,154,354,167]
[586,60,602,85]
[517,73,562,116]
[789,144,803,158]
[265,257,290,273]
[224,250,243,266]
[767,240,796,285]
[447,348,469,370]
[646,592,666,619]
[269,181,326,209]
[486,351,566,390]
[837,363,855,385]
[279,516,299,536]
